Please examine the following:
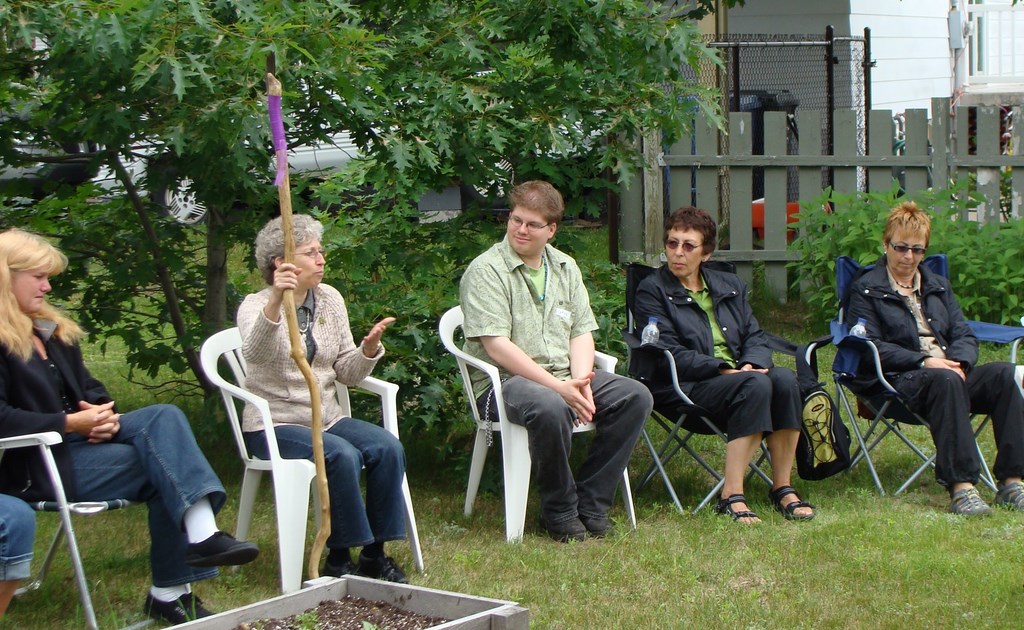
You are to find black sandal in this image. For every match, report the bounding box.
[769,485,815,521]
[714,494,759,523]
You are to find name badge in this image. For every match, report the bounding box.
[554,307,571,322]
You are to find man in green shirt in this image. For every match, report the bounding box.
[460,180,652,542]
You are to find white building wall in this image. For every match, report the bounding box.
[728,0,954,114]
[727,0,854,36]
[849,0,951,112]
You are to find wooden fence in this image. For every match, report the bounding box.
[627,97,1024,301]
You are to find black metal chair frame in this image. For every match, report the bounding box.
[624,262,773,514]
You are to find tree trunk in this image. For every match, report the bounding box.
[199,206,229,394]
[109,154,208,393]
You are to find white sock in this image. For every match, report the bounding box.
[182,497,219,543]
[150,583,190,602]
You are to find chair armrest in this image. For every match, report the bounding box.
[211,378,276,425]
[351,376,402,438]
[595,351,618,374]
[447,344,503,390]
[0,431,63,449]
[206,373,284,460]
[838,336,899,395]
[661,348,701,407]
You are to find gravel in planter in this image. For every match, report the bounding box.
[233,595,449,630]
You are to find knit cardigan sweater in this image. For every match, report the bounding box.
[236,284,383,433]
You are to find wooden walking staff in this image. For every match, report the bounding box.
[266,68,331,580]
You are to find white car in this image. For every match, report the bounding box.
[81,133,363,224]
[7,131,495,224]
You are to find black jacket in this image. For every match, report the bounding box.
[0,335,112,501]
[630,264,773,390]
[845,257,978,389]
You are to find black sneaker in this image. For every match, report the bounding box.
[579,514,614,538]
[538,516,587,543]
[322,558,359,578]
[357,553,408,584]
[144,592,213,625]
[185,531,260,567]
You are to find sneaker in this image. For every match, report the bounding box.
[357,553,408,584]
[144,592,213,625]
[578,514,614,538]
[948,487,994,516]
[995,481,1024,511]
[538,515,587,543]
[185,531,260,567]
[322,558,359,578]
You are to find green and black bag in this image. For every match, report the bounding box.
[794,339,851,480]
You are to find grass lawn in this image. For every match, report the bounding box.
[5,230,1023,629]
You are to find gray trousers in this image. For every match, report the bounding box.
[484,371,652,524]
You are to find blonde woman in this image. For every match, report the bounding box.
[0,229,257,624]
[846,202,1024,516]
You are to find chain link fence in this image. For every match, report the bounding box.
[681,30,869,206]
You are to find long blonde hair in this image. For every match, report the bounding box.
[0,229,84,361]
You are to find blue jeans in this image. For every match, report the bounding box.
[0,494,35,581]
[494,371,652,524]
[244,418,407,549]
[66,404,226,587]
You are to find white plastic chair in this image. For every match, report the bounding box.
[3,431,134,630]
[438,305,637,542]
[199,327,423,593]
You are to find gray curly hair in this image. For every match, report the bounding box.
[254,214,325,284]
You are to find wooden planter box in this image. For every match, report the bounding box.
[177,575,529,629]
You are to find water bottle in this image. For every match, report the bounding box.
[640,317,660,346]
[849,317,868,338]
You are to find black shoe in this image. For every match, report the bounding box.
[579,514,614,538]
[357,553,408,584]
[144,592,213,625]
[322,558,359,578]
[539,516,587,543]
[185,531,260,567]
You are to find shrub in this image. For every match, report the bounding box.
[789,182,1024,326]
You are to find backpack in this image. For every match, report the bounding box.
[794,338,852,480]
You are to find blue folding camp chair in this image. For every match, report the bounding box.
[816,254,1024,495]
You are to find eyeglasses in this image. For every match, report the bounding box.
[889,242,926,256]
[296,248,327,260]
[665,239,703,253]
[508,215,552,232]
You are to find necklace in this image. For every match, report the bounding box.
[894,279,914,290]
[540,256,548,302]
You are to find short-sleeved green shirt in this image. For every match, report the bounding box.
[459,237,598,392]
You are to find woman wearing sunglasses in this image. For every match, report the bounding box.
[845,201,1024,516]
[631,206,815,524]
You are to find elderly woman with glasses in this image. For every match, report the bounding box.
[236,215,410,583]
[845,201,1024,516]
[631,206,814,524]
